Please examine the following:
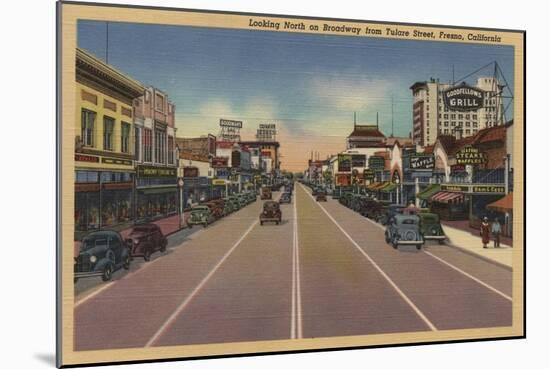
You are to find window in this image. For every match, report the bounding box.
[466,129,471,135]
[444,114,449,119]
[465,114,470,119]
[121,122,131,153]
[134,127,140,161]
[103,116,114,151]
[444,121,449,127]
[473,114,477,119]
[81,109,96,147]
[451,114,456,119]
[154,127,166,164]
[155,93,165,112]
[465,122,471,127]
[168,136,174,165]
[143,128,152,162]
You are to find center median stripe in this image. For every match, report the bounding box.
[298,184,437,332]
[145,219,259,347]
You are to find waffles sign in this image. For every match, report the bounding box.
[443,83,485,112]
[455,146,487,165]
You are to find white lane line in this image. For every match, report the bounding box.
[298,184,437,332]
[145,219,259,347]
[291,191,297,339]
[423,250,512,302]
[345,200,513,302]
[292,189,303,339]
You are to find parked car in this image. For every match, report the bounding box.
[316,191,327,202]
[379,204,406,225]
[385,214,425,250]
[187,205,214,228]
[223,197,234,216]
[246,191,257,203]
[418,212,446,244]
[205,200,224,219]
[126,224,167,261]
[279,191,292,204]
[260,200,282,225]
[350,194,365,211]
[228,195,241,211]
[261,186,273,200]
[359,199,384,220]
[74,230,131,282]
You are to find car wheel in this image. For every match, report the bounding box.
[144,250,152,262]
[160,242,167,252]
[123,254,131,269]
[102,264,113,281]
[392,238,398,249]
[438,239,445,245]
[416,244,422,250]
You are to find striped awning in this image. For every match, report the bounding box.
[431,191,465,204]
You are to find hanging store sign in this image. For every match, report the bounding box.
[368,156,385,171]
[137,165,177,178]
[455,146,487,165]
[183,167,199,178]
[338,154,352,172]
[211,157,228,168]
[443,83,485,112]
[409,155,435,170]
[219,119,242,128]
[363,169,375,181]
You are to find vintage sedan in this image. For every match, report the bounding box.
[316,191,327,202]
[279,191,292,204]
[126,224,167,261]
[385,214,425,250]
[261,186,273,200]
[379,204,406,225]
[359,199,384,220]
[228,195,241,211]
[260,201,282,225]
[74,230,131,282]
[237,194,248,208]
[223,197,234,216]
[246,191,257,203]
[187,205,214,228]
[419,212,446,244]
[205,200,224,219]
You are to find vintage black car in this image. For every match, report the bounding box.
[316,191,327,202]
[126,224,168,261]
[418,212,446,244]
[339,192,354,207]
[74,230,131,282]
[261,186,273,200]
[260,201,282,225]
[279,191,292,204]
[385,214,425,250]
[359,198,384,220]
[379,204,406,225]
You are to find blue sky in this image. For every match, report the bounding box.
[78,20,514,170]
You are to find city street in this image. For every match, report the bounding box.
[74,184,512,351]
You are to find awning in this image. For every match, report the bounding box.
[431,191,465,204]
[366,182,381,190]
[487,192,513,212]
[416,184,441,200]
[380,183,398,192]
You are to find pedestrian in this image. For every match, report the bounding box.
[480,216,490,248]
[491,218,502,248]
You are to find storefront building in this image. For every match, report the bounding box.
[74,48,144,239]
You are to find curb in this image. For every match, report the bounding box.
[444,243,513,271]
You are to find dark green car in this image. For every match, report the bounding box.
[223,198,234,215]
[228,196,241,211]
[418,212,446,244]
[187,205,214,228]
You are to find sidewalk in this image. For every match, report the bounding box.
[441,220,513,268]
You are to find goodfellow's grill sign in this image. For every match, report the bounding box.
[443,84,485,112]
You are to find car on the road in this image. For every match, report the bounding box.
[418,212,446,244]
[246,191,257,203]
[206,199,225,219]
[223,197,234,216]
[126,224,168,261]
[261,186,273,200]
[385,214,425,250]
[260,200,282,225]
[237,194,248,208]
[339,192,354,207]
[359,198,385,220]
[228,195,241,211]
[316,191,327,202]
[74,230,131,282]
[187,205,214,228]
[279,191,292,204]
[379,204,406,225]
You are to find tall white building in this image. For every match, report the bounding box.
[410,77,505,147]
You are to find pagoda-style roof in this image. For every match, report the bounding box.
[347,125,386,139]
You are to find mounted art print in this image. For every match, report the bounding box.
[56,1,526,367]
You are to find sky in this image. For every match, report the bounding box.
[78,20,514,172]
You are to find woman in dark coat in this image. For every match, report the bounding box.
[480,216,491,248]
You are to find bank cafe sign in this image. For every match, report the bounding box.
[443,83,485,112]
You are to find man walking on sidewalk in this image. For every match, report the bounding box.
[480,217,490,248]
[492,218,502,248]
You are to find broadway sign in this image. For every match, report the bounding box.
[443,83,485,112]
[409,155,435,170]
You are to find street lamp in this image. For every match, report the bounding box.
[178,177,184,229]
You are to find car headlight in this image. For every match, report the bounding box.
[432,229,437,234]
[133,239,139,244]
[90,255,97,263]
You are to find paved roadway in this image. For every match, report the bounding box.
[74,184,512,351]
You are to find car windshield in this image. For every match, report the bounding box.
[264,202,279,211]
[401,219,418,225]
[82,236,108,251]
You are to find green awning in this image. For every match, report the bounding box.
[416,184,441,200]
[380,183,398,192]
[138,187,177,195]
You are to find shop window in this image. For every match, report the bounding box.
[75,192,100,231]
[121,122,131,153]
[103,116,115,151]
[101,189,133,226]
[76,171,99,183]
[81,109,96,147]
